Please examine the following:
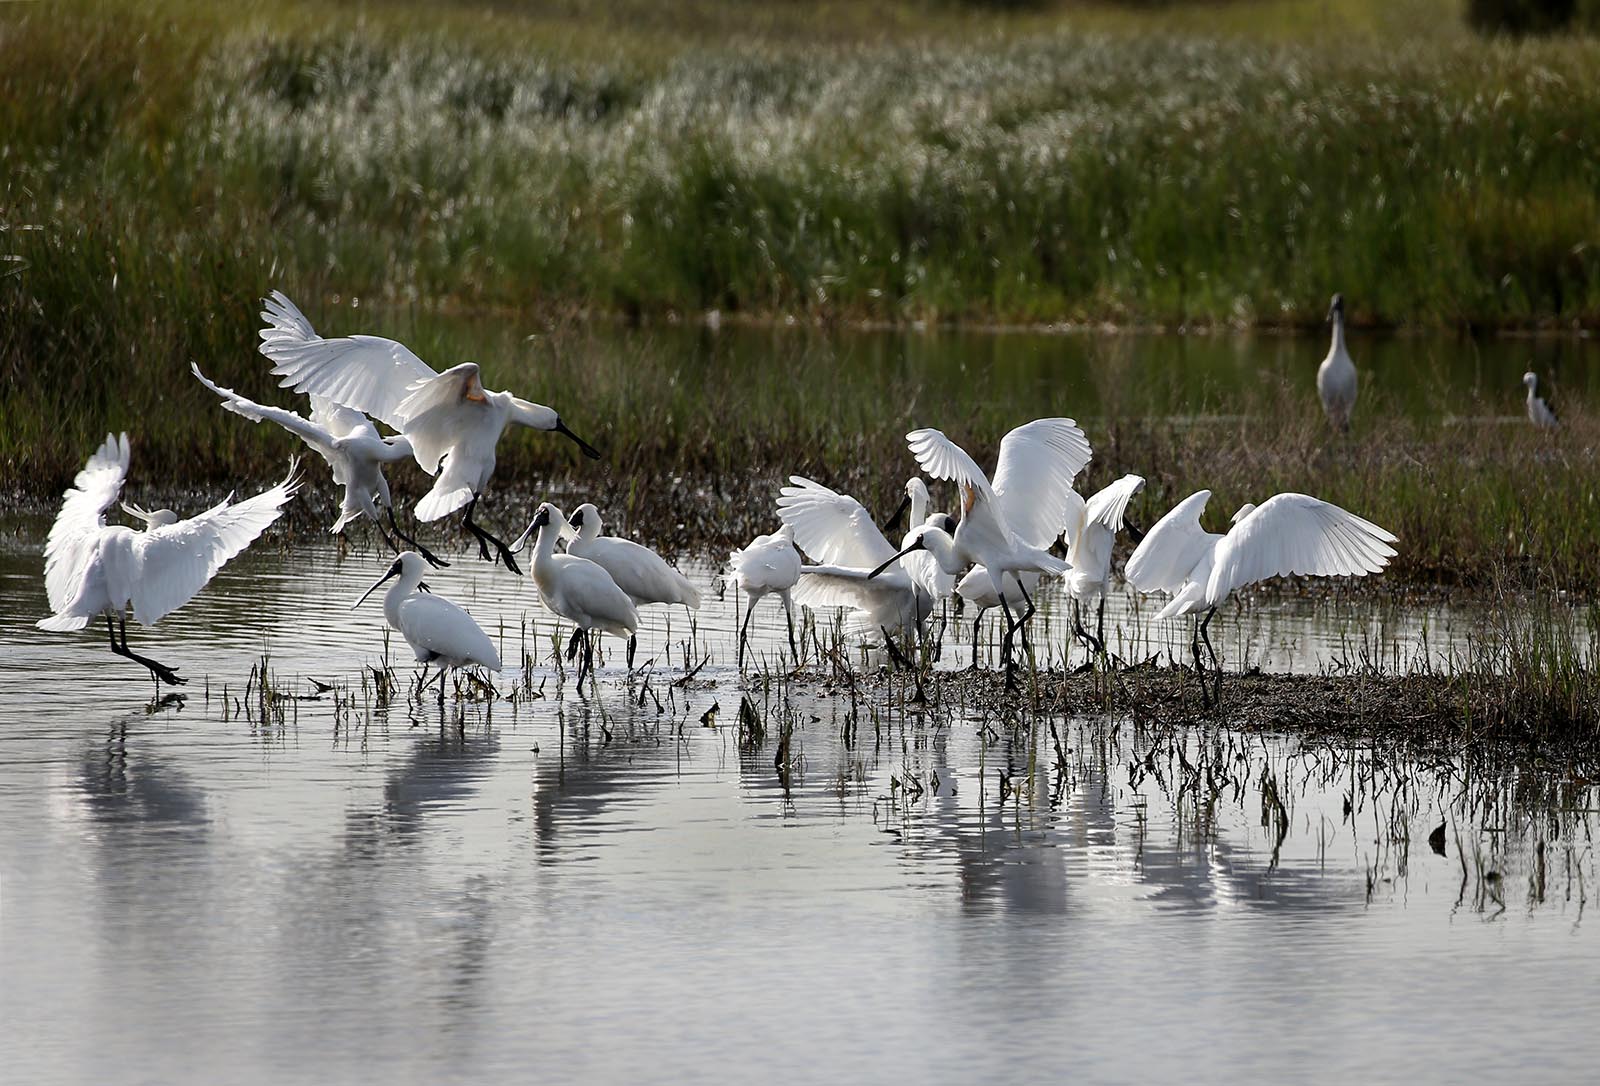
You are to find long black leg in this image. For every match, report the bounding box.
[1199,606,1221,703]
[388,506,450,568]
[566,627,584,662]
[1073,598,1104,661]
[627,634,637,671]
[461,496,521,575]
[109,615,185,687]
[968,610,985,672]
[738,601,755,671]
[880,626,912,670]
[582,632,596,687]
[782,593,799,667]
[998,595,1019,689]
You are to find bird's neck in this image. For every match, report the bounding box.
[1329,313,1347,355]
[909,491,927,525]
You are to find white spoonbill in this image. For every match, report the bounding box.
[1125,490,1397,700]
[37,433,299,689]
[1523,371,1559,430]
[886,477,956,604]
[258,290,600,574]
[1318,293,1357,433]
[776,476,931,665]
[872,419,1092,685]
[563,502,701,668]
[727,523,802,669]
[353,551,501,707]
[512,503,638,685]
[1064,473,1147,659]
[191,363,446,567]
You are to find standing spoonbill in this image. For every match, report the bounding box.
[353,551,501,708]
[871,419,1092,686]
[727,523,802,669]
[37,433,299,689]
[1125,490,1397,703]
[886,477,957,605]
[192,363,447,567]
[512,503,638,685]
[1064,473,1147,661]
[1523,372,1559,430]
[776,476,931,666]
[1318,293,1358,433]
[257,290,600,574]
[562,502,701,669]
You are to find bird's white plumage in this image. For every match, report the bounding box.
[523,504,638,640]
[38,434,298,632]
[1066,473,1146,600]
[565,503,701,609]
[360,552,501,670]
[776,476,898,570]
[1205,494,1397,607]
[900,479,955,602]
[729,524,801,599]
[989,418,1095,548]
[1524,372,1559,430]
[956,567,1039,611]
[1124,490,1219,596]
[793,563,928,640]
[1318,300,1358,431]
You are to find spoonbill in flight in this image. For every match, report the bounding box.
[353,551,501,708]
[728,523,802,669]
[258,291,600,574]
[38,433,299,689]
[192,363,447,567]
[1318,293,1357,433]
[776,476,932,667]
[1064,473,1147,662]
[513,503,638,686]
[872,419,1092,686]
[1523,372,1559,430]
[1125,490,1397,703]
[562,502,701,669]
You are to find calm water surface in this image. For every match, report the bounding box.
[1,537,1596,1084]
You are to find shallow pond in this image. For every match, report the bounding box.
[2,539,1596,1083]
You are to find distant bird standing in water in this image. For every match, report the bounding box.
[1523,371,1559,430]
[1318,293,1358,433]
[728,523,802,669]
[352,551,501,707]
[38,433,299,689]
[562,502,700,669]
[191,363,446,567]
[258,290,601,575]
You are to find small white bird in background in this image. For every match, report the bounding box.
[191,363,447,567]
[562,502,701,669]
[258,291,601,574]
[513,502,638,685]
[776,476,931,666]
[1318,293,1358,433]
[728,522,802,669]
[1125,489,1397,703]
[353,550,501,708]
[1064,473,1147,661]
[1523,371,1559,430]
[38,433,299,690]
[874,419,1092,686]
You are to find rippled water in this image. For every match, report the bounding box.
[2,539,1596,1083]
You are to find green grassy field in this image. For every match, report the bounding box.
[5,0,1600,593]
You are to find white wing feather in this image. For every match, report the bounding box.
[905,428,995,504]
[990,418,1094,547]
[259,291,436,430]
[391,362,490,474]
[1205,494,1397,606]
[775,476,897,570]
[1124,489,1217,594]
[1083,474,1146,534]
[193,363,342,468]
[43,432,129,613]
[128,466,299,625]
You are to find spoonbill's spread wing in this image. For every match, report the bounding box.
[990,418,1094,547]
[308,395,382,442]
[1082,474,1146,534]
[393,363,490,474]
[259,291,436,430]
[127,466,300,625]
[395,593,502,671]
[730,530,800,593]
[1125,489,1217,594]
[776,477,897,570]
[44,432,130,614]
[192,363,342,467]
[1205,494,1397,607]
[906,429,996,517]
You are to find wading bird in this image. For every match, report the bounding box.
[1318,293,1358,433]
[258,290,601,574]
[37,433,299,690]
[513,503,638,685]
[1524,371,1559,430]
[563,502,700,669]
[353,551,501,708]
[776,476,932,666]
[1064,473,1147,661]
[728,523,802,669]
[1125,490,1397,703]
[886,477,956,605]
[872,419,1092,686]
[192,363,446,567]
